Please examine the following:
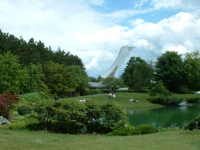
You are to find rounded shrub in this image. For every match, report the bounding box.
[135,124,158,134]
[107,125,140,136]
[186,116,200,130]
[18,105,32,116]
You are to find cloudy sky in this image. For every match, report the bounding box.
[1,0,200,78]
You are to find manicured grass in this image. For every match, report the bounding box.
[61,93,163,109]
[172,93,200,100]
[2,93,200,149]
[0,129,200,150]
[60,93,200,109]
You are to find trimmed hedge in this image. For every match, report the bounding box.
[135,124,158,134]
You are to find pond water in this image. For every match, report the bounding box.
[126,103,200,128]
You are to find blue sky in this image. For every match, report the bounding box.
[1,0,200,78]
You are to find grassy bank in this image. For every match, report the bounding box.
[61,93,162,109]
[60,93,200,109]
[0,129,200,150]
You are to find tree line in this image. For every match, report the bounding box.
[122,51,200,93]
[1,29,200,96]
[0,30,89,97]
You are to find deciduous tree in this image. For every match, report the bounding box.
[43,61,77,97]
[65,65,89,96]
[122,57,154,92]
[155,51,184,92]
[183,51,200,91]
[0,52,21,94]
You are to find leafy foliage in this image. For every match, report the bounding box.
[65,65,89,96]
[0,30,85,69]
[0,30,87,98]
[183,51,200,91]
[31,100,128,134]
[19,63,45,94]
[155,51,184,92]
[43,61,77,97]
[149,81,171,97]
[122,57,154,92]
[0,52,21,94]
[18,105,32,116]
[101,102,128,133]
[0,93,21,119]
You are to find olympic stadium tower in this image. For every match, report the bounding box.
[102,46,134,78]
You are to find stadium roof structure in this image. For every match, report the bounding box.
[102,46,134,78]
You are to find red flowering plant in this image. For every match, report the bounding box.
[0,93,21,119]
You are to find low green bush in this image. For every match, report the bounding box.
[148,96,182,106]
[18,105,32,116]
[7,120,27,130]
[7,116,40,130]
[135,124,158,134]
[187,97,200,103]
[31,100,127,134]
[186,116,200,130]
[107,125,140,136]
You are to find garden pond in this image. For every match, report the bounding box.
[126,103,200,128]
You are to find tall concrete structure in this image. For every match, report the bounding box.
[102,46,134,78]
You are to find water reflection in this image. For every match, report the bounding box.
[179,106,188,111]
[126,103,200,127]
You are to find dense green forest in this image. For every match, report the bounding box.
[0,30,89,97]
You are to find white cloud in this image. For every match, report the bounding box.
[85,58,98,70]
[161,44,187,54]
[130,11,200,50]
[134,0,149,8]
[0,0,200,77]
[133,39,155,50]
[88,0,106,6]
[129,19,145,26]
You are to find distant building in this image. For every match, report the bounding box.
[102,46,134,78]
[88,82,104,89]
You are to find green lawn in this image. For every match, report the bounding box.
[0,129,200,150]
[59,93,200,109]
[2,93,200,150]
[60,93,163,109]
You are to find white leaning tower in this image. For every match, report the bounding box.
[102,46,134,78]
